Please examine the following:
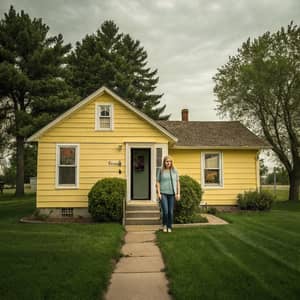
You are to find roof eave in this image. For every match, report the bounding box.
[172,145,271,150]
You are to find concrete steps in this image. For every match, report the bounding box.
[125,201,161,225]
[126,211,160,218]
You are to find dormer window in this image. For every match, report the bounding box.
[96,104,114,130]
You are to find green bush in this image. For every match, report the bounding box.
[88,178,126,222]
[237,190,274,211]
[174,175,203,223]
[207,207,217,215]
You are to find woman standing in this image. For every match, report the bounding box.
[156,156,180,232]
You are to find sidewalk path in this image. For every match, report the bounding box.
[105,214,228,299]
[105,227,171,300]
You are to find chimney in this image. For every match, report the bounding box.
[181,108,189,121]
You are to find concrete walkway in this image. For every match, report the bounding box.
[105,229,171,300]
[105,214,227,300]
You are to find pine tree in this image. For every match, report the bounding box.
[68,20,169,120]
[0,6,78,196]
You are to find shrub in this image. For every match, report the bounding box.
[88,178,126,222]
[237,190,274,211]
[174,175,203,223]
[207,207,217,215]
[191,214,208,223]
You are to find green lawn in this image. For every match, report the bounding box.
[0,192,124,300]
[261,185,300,201]
[157,201,300,300]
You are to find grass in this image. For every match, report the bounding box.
[157,201,300,300]
[0,192,124,300]
[261,185,300,201]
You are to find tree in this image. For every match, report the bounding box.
[68,20,169,120]
[213,22,300,201]
[259,159,269,177]
[7,143,37,184]
[259,159,268,184]
[266,166,289,185]
[0,6,78,196]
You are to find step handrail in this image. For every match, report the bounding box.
[122,196,126,226]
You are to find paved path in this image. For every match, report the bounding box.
[105,214,227,300]
[105,229,171,300]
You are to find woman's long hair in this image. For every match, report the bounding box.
[162,155,175,170]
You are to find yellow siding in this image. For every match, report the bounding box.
[170,149,259,205]
[39,93,168,143]
[36,92,169,208]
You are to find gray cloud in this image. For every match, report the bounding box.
[1,0,300,120]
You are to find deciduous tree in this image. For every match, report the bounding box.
[214,22,300,201]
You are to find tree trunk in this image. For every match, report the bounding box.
[288,170,300,202]
[15,135,24,196]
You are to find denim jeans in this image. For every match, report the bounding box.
[161,193,175,229]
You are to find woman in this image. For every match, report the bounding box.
[156,155,180,232]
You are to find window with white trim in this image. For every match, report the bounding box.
[155,144,167,178]
[156,147,163,177]
[57,145,79,187]
[96,104,113,130]
[203,152,223,186]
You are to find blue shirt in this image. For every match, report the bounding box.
[157,168,179,195]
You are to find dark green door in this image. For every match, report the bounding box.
[131,148,151,199]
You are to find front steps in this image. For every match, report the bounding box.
[125,201,161,225]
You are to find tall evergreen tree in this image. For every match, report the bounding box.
[0,6,78,196]
[68,20,169,120]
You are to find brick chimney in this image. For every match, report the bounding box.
[181,108,189,121]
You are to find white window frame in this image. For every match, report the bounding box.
[56,144,79,189]
[95,103,114,131]
[201,152,223,188]
[155,144,168,179]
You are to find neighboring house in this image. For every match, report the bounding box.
[28,86,269,217]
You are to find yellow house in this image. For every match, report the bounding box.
[28,86,268,218]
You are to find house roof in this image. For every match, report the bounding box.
[27,86,178,142]
[157,121,270,149]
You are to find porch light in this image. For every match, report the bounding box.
[117,144,122,151]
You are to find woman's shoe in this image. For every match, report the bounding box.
[167,228,172,233]
[163,226,167,232]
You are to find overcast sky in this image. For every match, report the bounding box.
[1,0,300,121]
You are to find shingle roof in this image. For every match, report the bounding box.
[157,121,270,148]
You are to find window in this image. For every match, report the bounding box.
[202,152,223,187]
[56,144,79,187]
[96,104,113,130]
[156,147,163,177]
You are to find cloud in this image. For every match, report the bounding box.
[1,0,300,121]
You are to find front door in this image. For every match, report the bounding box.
[131,148,151,199]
